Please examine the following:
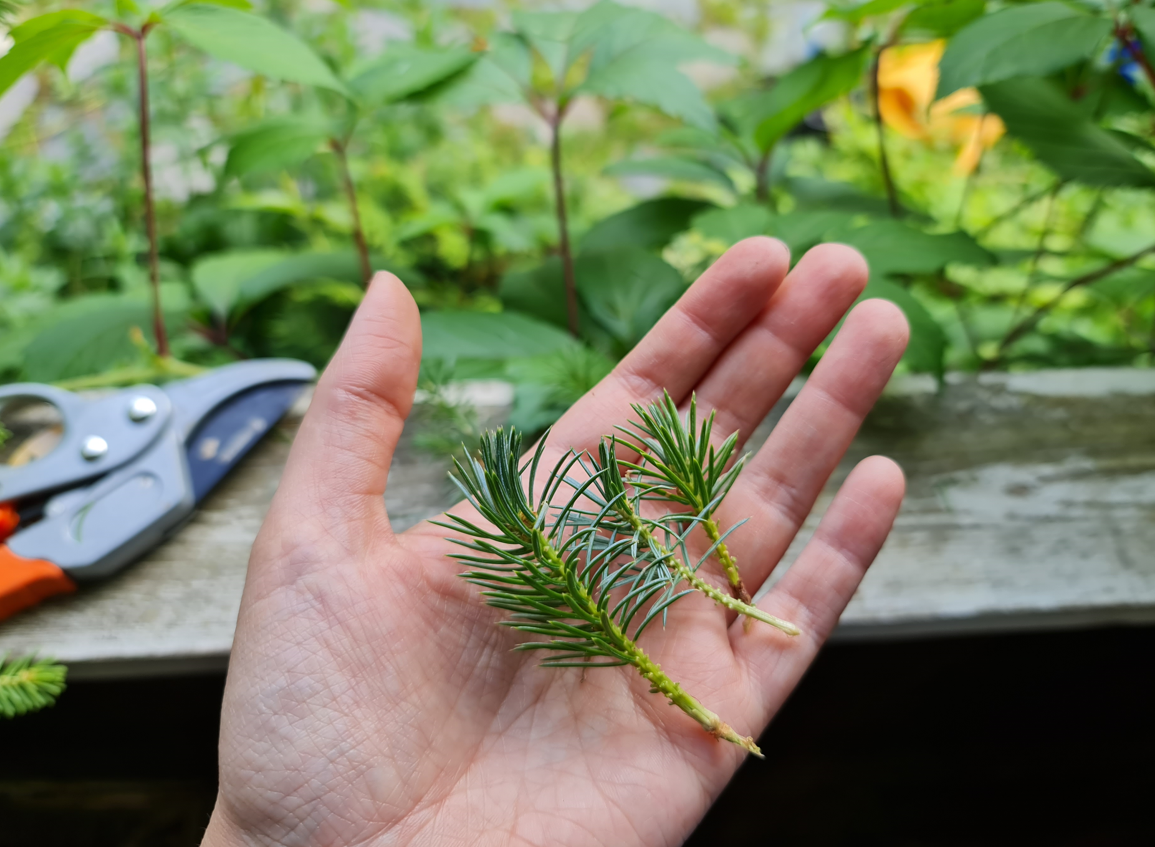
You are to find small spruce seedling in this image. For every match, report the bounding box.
[0,655,67,719]
[442,394,799,756]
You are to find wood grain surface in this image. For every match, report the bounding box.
[2,369,1152,679]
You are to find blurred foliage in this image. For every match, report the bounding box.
[0,0,1153,437]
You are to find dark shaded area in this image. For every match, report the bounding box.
[688,626,1154,846]
[1,627,1151,846]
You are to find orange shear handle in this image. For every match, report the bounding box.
[0,545,76,622]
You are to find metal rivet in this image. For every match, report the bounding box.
[81,435,108,461]
[128,396,158,423]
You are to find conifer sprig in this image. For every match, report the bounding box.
[617,392,756,604]
[583,438,800,636]
[441,427,763,755]
[0,655,67,718]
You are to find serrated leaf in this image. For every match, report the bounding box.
[605,156,735,191]
[692,203,774,244]
[901,0,985,38]
[980,77,1155,187]
[860,277,945,377]
[575,248,684,354]
[500,249,685,353]
[164,4,347,94]
[421,310,577,366]
[0,19,105,97]
[828,219,993,278]
[511,9,579,86]
[348,45,479,106]
[225,115,332,177]
[424,47,527,109]
[569,1,732,129]
[580,197,714,254]
[577,46,716,130]
[936,2,1111,99]
[753,49,869,152]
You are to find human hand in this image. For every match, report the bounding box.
[201,238,909,847]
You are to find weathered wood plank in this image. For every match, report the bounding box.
[2,369,1153,678]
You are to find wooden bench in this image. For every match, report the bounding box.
[2,369,1153,679]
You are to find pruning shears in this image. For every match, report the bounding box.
[0,359,316,622]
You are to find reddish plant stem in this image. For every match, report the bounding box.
[133,28,169,357]
[331,140,373,287]
[549,109,580,337]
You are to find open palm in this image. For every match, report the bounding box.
[202,238,909,847]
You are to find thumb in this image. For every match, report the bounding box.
[275,271,422,534]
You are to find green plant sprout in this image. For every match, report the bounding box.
[440,395,798,757]
[0,0,346,363]
[0,654,67,718]
[224,42,480,287]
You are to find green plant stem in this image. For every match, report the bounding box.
[55,357,205,391]
[549,109,581,337]
[529,526,761,756]
[131,26,169,357]
[702,518,754,605]
[998,243,1155,354]
[332,140,373,287]
[869,47,900,218]
[616,498,799,636]
[753,147,774,207]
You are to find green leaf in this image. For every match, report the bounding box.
[605,156,735,192]
[767,211,858,258]
[901,0,985,39]
[0,17,105,97]
[753,49,869,152]
[575,248,684,355]
[163,4,347,94]
[860,277,945,376]
[692,203,775,244]
[936,2,1111,99]
[348,45,479,106]
[191,249,286,320]
[424,51,527,109]
[980,77,1155,188]
[577,44,718,130]
[784,176,894,216]
[420,310,577,366]
[506,346,614,433]
[500,248,685,353]
[162,0,254,11]
[20,287,190,382]
[500,257,574,329]
[225,115,332,178]
[571,1,733,130]
[828,219,993,278]
[1132,9,1155,70]
[822,0,912,24]
[191,249,416,324]
[580,197,714,254]
[511,9,580,87]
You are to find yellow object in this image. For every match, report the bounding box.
[877,40,1005,175]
